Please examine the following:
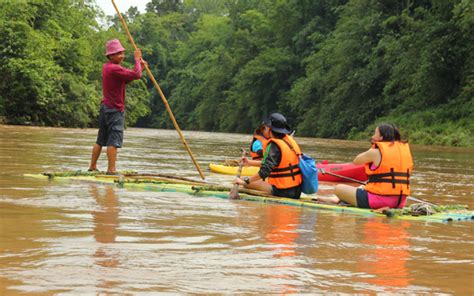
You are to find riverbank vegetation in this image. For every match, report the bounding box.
[0,0,472,146]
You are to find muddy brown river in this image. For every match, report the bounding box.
[0,125,473,294]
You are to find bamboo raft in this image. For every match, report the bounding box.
[24,171,474,223]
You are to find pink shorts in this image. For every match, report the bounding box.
[356,188,407,209]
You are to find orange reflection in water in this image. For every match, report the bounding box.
[264,205,300,258]
[262,205,303,295]
[358,220,412,288]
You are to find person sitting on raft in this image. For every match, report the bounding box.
[318,123,413,209]
[224,124,268,166]
[249,124,269,160]
[234,113,303,199]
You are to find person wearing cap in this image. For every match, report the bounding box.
[88,39,146,175]
[234,113,303,199]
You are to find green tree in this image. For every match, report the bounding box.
[146,0,184,15]
[0,0,471,146]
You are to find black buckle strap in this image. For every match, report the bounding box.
[270,170,302,178]
[391,168,395,189]
[368,168,410,188]
[272,164,299,173]
[369,171,410,178]
[367,177,410,185]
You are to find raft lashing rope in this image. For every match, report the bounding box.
[382,203,472,221]
[411,203,437,215]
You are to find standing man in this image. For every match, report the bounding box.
[88,39,146,174]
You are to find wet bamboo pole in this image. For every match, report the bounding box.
[111,0,205,180]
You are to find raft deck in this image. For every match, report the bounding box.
[24,171,474,223]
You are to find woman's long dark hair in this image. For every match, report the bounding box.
[378,123,402,142]
[254,124,265,136]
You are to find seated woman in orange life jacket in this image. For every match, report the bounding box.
[317,123,413,209]
[225,125,267,166]
[249,124,269,160]
[234,113,303,199]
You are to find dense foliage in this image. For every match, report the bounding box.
[1,0,472,146]
[0,0,150,127]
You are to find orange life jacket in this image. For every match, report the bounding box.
[268,135,302,189]
[364,141,413,196]
[249,134,269,160]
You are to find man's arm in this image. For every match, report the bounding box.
[111,49,143,82]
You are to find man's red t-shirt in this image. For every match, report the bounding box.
[101,59,142,112]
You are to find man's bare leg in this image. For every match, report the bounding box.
[106,146,118,173]
[89,144,102,171]
[244,180,273,194]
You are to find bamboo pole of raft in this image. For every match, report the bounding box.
[111,0,205,180]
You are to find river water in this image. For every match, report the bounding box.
[0,125,473,294]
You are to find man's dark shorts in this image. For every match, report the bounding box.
[96,104,124,148]
[271,185,302,199]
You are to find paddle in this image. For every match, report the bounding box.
[318,168,437,206]
[111,0,205,180]
[229,149,247,200]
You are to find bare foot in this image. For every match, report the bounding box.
[316,196,340,204]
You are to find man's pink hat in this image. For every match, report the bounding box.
[105,39,126,56]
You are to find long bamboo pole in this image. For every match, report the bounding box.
[111,0,205,179]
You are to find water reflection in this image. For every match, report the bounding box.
[358,220,412,289]
[90,185,121,290]
[264,205,300,258]
[263,205,302,294]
